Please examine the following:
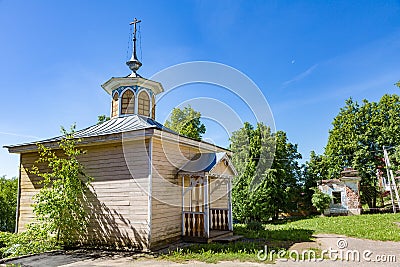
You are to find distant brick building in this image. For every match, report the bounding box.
[318,168,362,215]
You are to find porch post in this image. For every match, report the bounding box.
[227,177,233,231]
[204,175,209,238]
[181,174,184,236]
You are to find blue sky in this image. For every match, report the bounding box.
[1,0,400,177]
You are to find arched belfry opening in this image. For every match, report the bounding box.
[121,89,135,115]
[101,18,164,119]
[111,92,119,117]
[138,91,150,116]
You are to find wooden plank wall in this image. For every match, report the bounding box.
[18,140,151,249]
[209,160,234,208]
[209,179,228,209]
[150,137,201,247]
[19,152,45,231]
[211,159,236,176]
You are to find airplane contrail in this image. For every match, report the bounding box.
[0,131,40,139]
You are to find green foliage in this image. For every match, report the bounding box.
[245,220,264,231]
[164,105,206,140]
[97,115,110,124]
[302,151,329,208]
[324,95,400,208]
[311,188,331,213]
[230,123,302,222]
[29,125,92,245]
[0,228,58,259]
[396,81,400,88]
[0,176,18,232]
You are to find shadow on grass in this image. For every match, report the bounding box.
[234,224,314,243]
[270,215,319,225]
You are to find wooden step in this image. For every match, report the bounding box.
[212,235,243,243]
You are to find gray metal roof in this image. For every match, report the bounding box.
[5,115,176,148]
[179,152,227,173]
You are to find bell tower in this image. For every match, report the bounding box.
[101,18,164,120]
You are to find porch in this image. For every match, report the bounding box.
[181,172,233,243]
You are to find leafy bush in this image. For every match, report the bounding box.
[0,176,18,232]
[311,188,331,214]
[30,125,92,245]
[0,228,58,259]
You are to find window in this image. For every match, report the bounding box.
[332,191,342,204]
[138,91,150,116]
[151,95,156,119]
[121,89,134,115]
[111,92,119,117]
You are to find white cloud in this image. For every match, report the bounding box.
[282,64,318,87]
[0,131,40,139]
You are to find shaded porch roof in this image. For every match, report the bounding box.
[179,152,237,178]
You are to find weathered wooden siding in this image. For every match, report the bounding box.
[18,140,151,249]
[150,137,202,247]
[210,159,236,177]
[209,179,228,209]
[209,160,234,208]
[18,152,44,231]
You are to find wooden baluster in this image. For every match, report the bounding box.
[220,210,223,230]
[194,213,199,237]
[212,209,216,230]
[215,210,219,230]
[224,209,229,230]
[209,210,212,230]
[189,213,194,236]
[216,209,220,230]
[214,210,217,230]
[200,213,204,237]
[185,213,188,236]
[220,209,223,230]
[198,213,202,236]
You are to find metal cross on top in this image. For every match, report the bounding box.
[126,18,142,75]
[130,18,141,41]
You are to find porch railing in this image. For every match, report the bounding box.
[210,208,229,230]
[183,211,205,237]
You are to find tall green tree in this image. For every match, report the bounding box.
[302,151,329,207]
[30,125,92,245]
[230,123,302,222]
[0,176,18,232]
[97,115,110,124]
[164,105,206,141]
[324,94,400,208]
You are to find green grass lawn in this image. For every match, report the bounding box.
[285,213,400,241]
[160,213,400,263]
[158,242,270,264]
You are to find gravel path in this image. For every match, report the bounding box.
[271,233,400,267]
[2,234,400,266]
